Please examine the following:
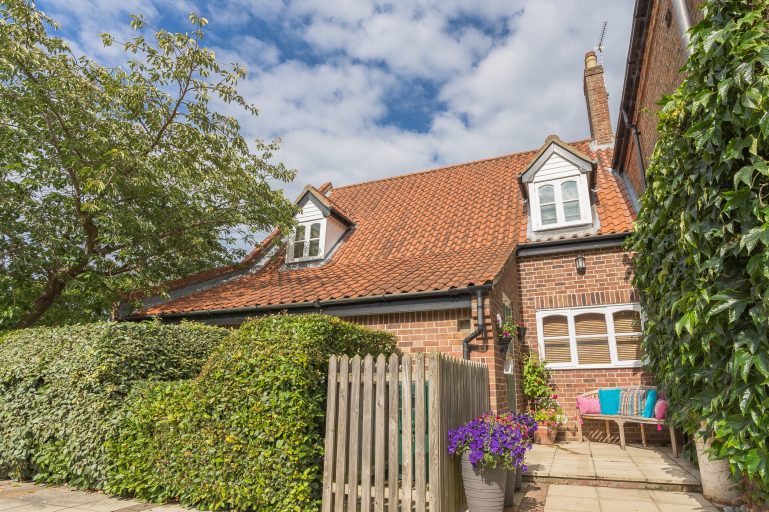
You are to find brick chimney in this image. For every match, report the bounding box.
[583,51,613,146]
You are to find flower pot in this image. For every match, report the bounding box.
[504,470,515,507]
[461,452,507,512]
[695,429,741,505]
[536,425,557,445]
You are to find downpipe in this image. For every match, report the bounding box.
[462,288,485,360]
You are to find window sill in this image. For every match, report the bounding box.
[545,361,644,370]
[534,219,592,232]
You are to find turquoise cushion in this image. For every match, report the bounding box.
[642,389,658,418]
[599,388,621,415]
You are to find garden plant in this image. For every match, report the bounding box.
[629,0,769,504]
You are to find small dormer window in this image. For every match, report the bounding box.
[521,137,596,234]
[532,176,590,230]
[286,185,353,266]
[291,221,323,261]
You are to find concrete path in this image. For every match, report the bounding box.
[0,481,196,512]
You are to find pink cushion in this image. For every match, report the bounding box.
[654,399,668,420]
[576,396,601,414]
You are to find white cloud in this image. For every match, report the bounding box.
[37,0,636,202]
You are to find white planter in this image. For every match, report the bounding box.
[695,430,741,505]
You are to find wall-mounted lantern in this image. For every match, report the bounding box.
[575,254,587,274]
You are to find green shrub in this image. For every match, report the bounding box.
[106,314,398,511]
[628,0,769,502]
[0,321,227,488]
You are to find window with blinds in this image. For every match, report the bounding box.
[541,315,570,363]
[613,310,643,362]
[574,313,611,365]
[537,305,644,368]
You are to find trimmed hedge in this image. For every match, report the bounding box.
[105,314,398,511]
[0,321,227,488]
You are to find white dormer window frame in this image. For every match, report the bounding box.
[287,220,326,263]
[530,175,592,231]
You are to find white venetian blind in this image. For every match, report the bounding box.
[614,310,643,361]
[574,313,611,364]
[542,315,571,363]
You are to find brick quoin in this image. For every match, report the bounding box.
[517,245,670,444]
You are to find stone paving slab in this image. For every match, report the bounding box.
[0,482,198,512]
[508,483,719,512]
[524,441,701,491]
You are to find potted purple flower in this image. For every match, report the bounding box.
[448,411,537,511]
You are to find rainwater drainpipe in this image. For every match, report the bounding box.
[622,108,647,191]
[462,288,485,360]
[672,0,693,56]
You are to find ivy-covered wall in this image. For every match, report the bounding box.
[629,0,769,503]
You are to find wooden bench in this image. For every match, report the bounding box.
[576,387,678,457]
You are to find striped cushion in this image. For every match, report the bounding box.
[619,388,646,416]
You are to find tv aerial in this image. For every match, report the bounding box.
[595,21,608,63]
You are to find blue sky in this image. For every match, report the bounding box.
[38,0,635,199]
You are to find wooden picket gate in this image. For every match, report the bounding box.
[322,353,490,512]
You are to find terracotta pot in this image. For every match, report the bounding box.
[536,425,557,445]
[461,452,507,512]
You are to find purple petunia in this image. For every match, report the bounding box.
[447,411,538,469]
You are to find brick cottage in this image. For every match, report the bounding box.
[126,51,654,442]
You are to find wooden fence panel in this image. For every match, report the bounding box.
[414,355,426,512]
[360,355,374,512]
[322,352,489,512]
[374,355,386,512]
[387,354,399,512]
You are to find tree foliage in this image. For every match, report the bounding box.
[0,0,296,330]
[629,0,769,500]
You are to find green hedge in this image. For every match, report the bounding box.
[628,0,769,503]
[0,321,227,488]
[105,314,398,511]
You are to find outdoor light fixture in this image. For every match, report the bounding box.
[575,254,587,274]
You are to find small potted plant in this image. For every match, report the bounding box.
[448,411,537,512]
[531,396,567,445]
[495,314,518,355]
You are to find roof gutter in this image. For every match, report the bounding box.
[124,284,493,321]
[612,0,652,173]
[517,232,629,257]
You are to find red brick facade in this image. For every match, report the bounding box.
[516,245,669,442]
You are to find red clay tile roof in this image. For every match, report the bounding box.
[136,139,634,316]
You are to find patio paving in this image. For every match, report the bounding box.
[508,483,719,512]
[523,441,702,492]
[0,481,197,512]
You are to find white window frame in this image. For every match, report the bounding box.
[286,220,326,263]
[530,175,592,231]
[536,303,644,370]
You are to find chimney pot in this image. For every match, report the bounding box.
[584,51,598,69]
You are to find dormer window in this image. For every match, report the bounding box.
[292,222,323,261]
[520,136,596,233]
[285,185,354,265]
[535,178,586,229]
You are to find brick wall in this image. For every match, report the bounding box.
[583,53,614,146]
[345,294,510,412]
[620,0,704,196]
[517,245,670,444]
